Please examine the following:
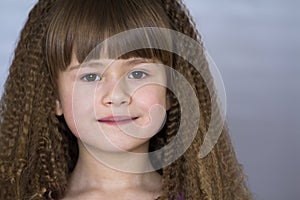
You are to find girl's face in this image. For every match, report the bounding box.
[56,56,168,153]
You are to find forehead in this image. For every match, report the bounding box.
[67,57,160,71]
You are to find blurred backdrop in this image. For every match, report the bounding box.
[0,1,299,199]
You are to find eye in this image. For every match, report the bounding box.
[128,71,148,79]
[81,73,101,82]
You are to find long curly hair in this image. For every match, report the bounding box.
[0,0,252,199]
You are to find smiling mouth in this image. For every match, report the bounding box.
[98,116,138,125]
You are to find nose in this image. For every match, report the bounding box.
[99,79,132,107]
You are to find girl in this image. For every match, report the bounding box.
[0,0,252,199]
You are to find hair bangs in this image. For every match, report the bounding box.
[46,0,172,85]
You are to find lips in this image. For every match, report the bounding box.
[98,116,138,125]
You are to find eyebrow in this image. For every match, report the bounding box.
[67,60,107,71]
[125,57,156,66]
[67,57,156,71]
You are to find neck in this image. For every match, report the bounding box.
[67,141,162,193]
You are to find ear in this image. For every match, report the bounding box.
[166,92,171,111]
[55,99,63,116]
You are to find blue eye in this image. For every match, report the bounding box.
[81,73,101,82]
[128,71,148,79]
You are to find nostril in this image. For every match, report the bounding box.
[104,101,113,105]
[120,100,128,105]
[101,90,132,106]
[103,98,130,106]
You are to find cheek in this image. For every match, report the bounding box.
[59,86,95,138]
[134,86,167,128]
[121,86,167,139]
[134,86,167,109]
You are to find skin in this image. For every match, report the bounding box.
[56,56,168,199]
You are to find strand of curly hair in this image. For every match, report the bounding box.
[0,0,73,199]
[159,0,253,199]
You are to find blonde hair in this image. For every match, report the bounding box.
[0,0,252,199]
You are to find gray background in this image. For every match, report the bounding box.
[0,0,299,199]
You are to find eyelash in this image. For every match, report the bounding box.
[80,70,149,82]
[80,73,101,82]
[128,70,149,79]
